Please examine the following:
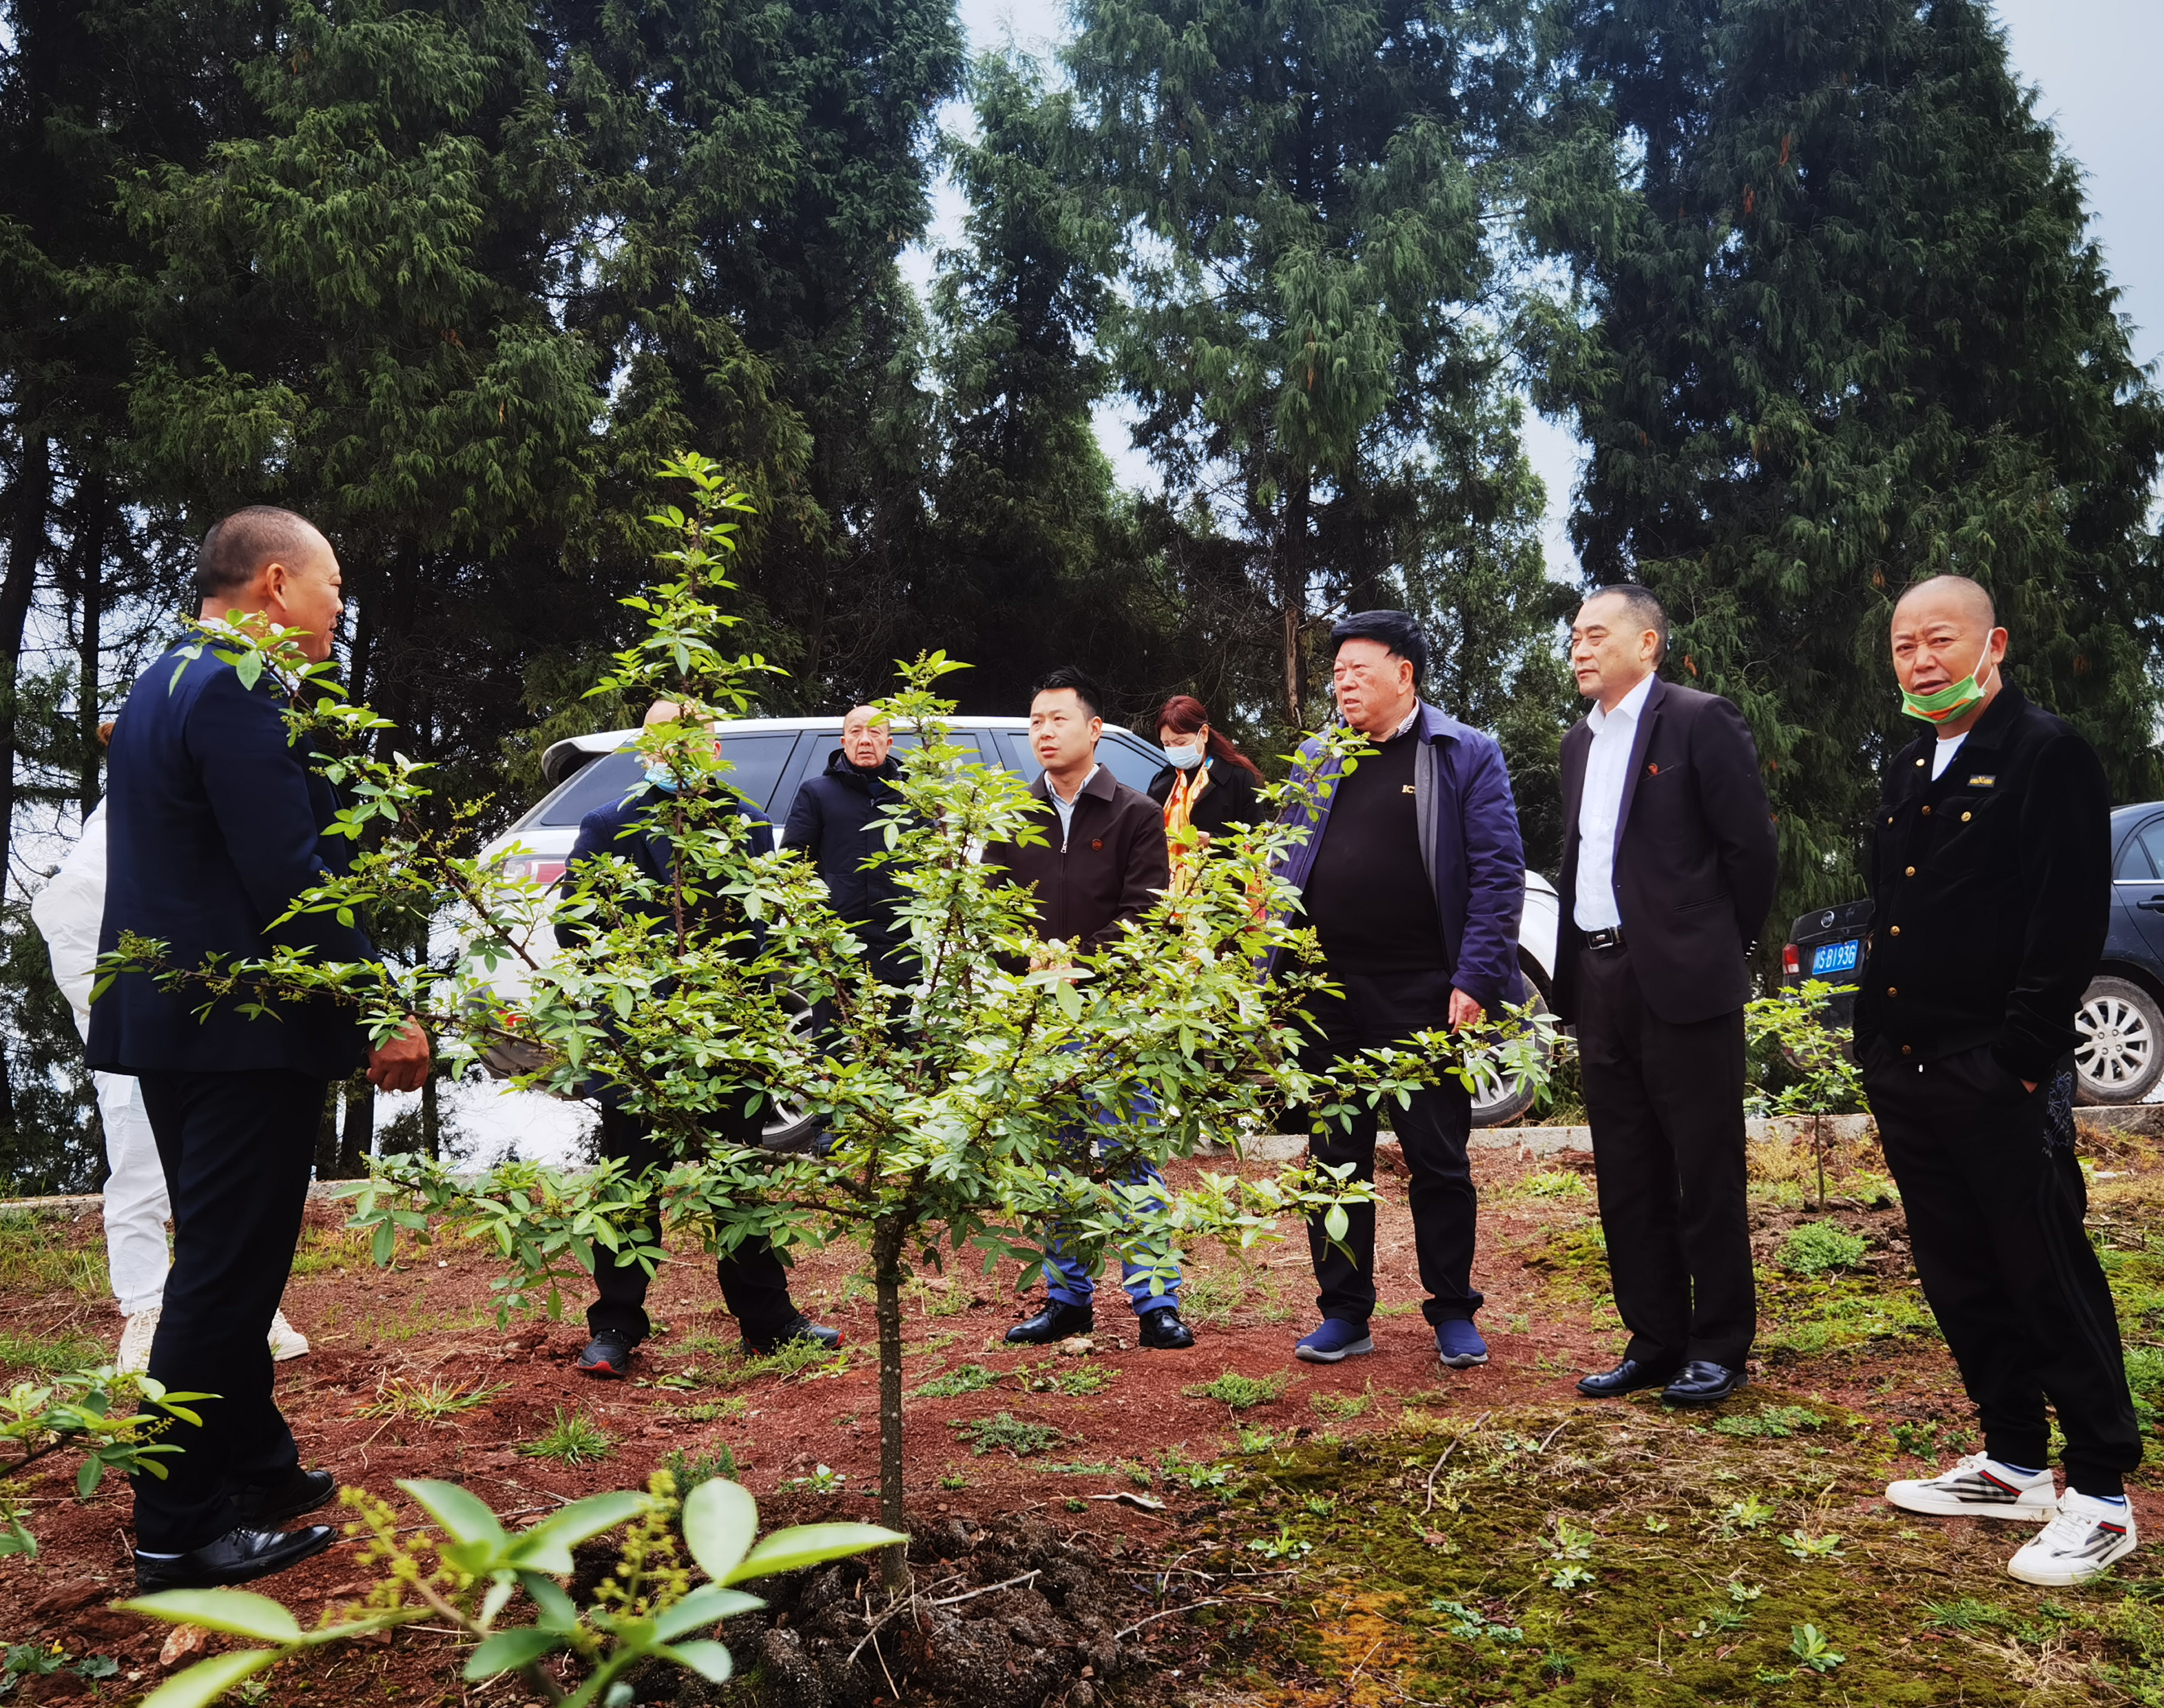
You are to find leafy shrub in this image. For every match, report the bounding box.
[1781,1221,1869,1275]
[949,1412,1065,1457]
[1184,1370,1289,1410]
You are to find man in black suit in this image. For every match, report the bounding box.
[90,507,429,1589]
[1554,585,1778,1407]
[561,702,840,1379]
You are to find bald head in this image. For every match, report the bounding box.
[842,705,893,770]
[1893,574,1995,632]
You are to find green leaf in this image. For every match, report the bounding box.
[463,1627,565,1680]
[508,1490,645,1573]
[137,1649,278,1708]
[518,1572,581,1631]
[724,1523,906,1585]
[396,1480,508,1548]
[658,1640,734,1683]
[371,1221,394,1267]
[76,1457,103,1499]
[654,1585,764,1641]
[680,1479,758,1583]
[116,1589,302,1643]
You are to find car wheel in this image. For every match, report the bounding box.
[1469,962,1555,1129]
[760,990,826,1152]
[2074,976,2164,1105]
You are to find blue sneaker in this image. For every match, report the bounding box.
[1435,1319,1489,1368]
[1294,1319,1375,1364]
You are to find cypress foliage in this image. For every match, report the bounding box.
[1526,0,2164,924]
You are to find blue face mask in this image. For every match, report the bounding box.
[1165,741,1205,771]
[643,762,678,793]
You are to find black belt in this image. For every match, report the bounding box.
[1585,926,1625,952]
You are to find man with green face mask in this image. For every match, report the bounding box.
[1858,574,2137,1589]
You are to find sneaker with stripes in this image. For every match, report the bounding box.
[1884,1453,2059,1521]
[2007,1490,2137,1587]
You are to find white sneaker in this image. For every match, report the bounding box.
[2008,1490,2137,1586]
[268,1310,311,1362]
[116,1306,161,1375]
[1886,1453,2059,1521]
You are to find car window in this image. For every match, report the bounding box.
[2132,818,2164,882]
[1096,731,1167,794]
[534,750,643,826]
[713,733,800,820]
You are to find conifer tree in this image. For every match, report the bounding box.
[1527,0,2164,925]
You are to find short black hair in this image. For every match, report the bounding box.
[1585,583,1668,663]
[196,506,323,598]
[1331,609,1428,685]
[1031,666,1106,722]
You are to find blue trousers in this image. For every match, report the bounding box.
[1039,1126,1182,1314]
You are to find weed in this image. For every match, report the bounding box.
[1521,1169,1590,1200]
[1780,1528,1845,1560]
[1546,1519,1595,1560]
[1236,1424,1294,1454]
[1310,1389,1372,1421]
[665,1397,748,1425]
[354,1377,509,1424]
[1041,1461,1124,1475]
[1248,1525,1311,1561]
[1720,1494,1776,1530]
[906,1275,971,1318]
[1157,1448,1231,1490]
[1690,1605,1749,1637]
[736,1338,851,1384]
[950,1412,1065,1457]
[1781,1221,1869,1275]
[1019,1358,1116,1397]
[1924,1598,2014,1632]
[1549,1562,1596,1591]
[939,1469,967,1490]
[1065,1496,1086,1511]
[661,1446,736,1498]
[0,1332,103,1374]
[634,1364,713,1393]
[1890,1418,1966,1459]
[1789,1623,1844,1671]
[0,1214,109,1298]
[1712,1403,1822,1439]
[783,1464,846,1494]
[912,1362,999,1399]
[1184,1369,1289,1411]
[1430,1599,1524,1643]
[517,1407,613,1466]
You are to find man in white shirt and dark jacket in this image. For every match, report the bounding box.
[1557,585,1778,1409]
[1862,575,2140,1590]
[781,705,913,986]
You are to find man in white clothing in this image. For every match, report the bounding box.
[30,756,309,1372]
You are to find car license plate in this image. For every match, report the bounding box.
[1811,939,1860,975]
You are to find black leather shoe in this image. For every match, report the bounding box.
[742,1316,843,1357]
[1661,1360,1748,1407]
[576,1328,638,1377]
[1138,1307,1195,1350]
[134,1523,336,1592]
[1005,1300,1095,1345]
[1575,1358,1676,1399]
[233,1468,335,1528]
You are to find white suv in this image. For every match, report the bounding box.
[479,716,1560,1132]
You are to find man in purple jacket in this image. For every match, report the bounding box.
[1275,611,1526,1369]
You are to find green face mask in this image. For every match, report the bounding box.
[1901,633,1997,727]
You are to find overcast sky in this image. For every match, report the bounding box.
[924,0,2164,581]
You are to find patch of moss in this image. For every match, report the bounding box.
[1185,1404,2150,1705]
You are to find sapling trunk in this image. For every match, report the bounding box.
[871,1218,911,1596]
[1814,1112,1827,1210]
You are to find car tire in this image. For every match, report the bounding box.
[2074,976,2164,1105]
[1469,959,1555,1129]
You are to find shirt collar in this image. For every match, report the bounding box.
[1042,763,1102,808]
[1586,671,1656,733]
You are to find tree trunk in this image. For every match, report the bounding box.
[422,1069,440,1160]
[0,428,52,902]
[871,1215,911,1596]
[1280,474,1311,729]
[74,470,107,817]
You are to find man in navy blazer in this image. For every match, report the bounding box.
[1272,611,1526,1371]
[1555,585,1778,1408]
[90,506,428,1590]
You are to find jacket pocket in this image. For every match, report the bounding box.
[1674,893,1732,915]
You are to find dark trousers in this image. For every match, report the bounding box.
[132,1070,322,1554]
[1863,1042,2140,1497]
[1299,968,1479,1326]
[1577,945,1755,1371]
[587,1105,798,1346]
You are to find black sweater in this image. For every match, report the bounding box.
[1300,727,1446,972]
[1145,758,1264,845]
[1854,685,2110,1083]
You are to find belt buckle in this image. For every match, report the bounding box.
[1588,927,1623,952]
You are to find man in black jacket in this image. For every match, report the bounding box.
[981,667,1192,1351]
[1861,575,2138,1589]
[781,706,912,983]
[93,508,428,1590]
[1557,585,1778,1408]
[562,703,838,1379]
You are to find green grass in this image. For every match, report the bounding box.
[355,1377,509,1424]
[0,1331,105,1373]
[1519,1170,1591,1201]
[949,1412,1066,1457]
[1018,1358,1116,1397]
[0,1213,109,1300]
[1311,1389,1373,1422]
[1711,1404,1824,1440]
[518,1408,613,1466]
[662,1445,737,1497]
[664,1395,749,1426]
[912,1362,1000,1399]
[1780,1221,1870,1275]
[1184,1369,1290,1411]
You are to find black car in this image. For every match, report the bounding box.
[1779,802,2164,1105]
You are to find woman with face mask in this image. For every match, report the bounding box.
[1147,696,1265,873]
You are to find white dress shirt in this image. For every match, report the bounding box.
[1047,764,1100,849]
[1574,672,1657,932]
[1930,730,1968,780]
